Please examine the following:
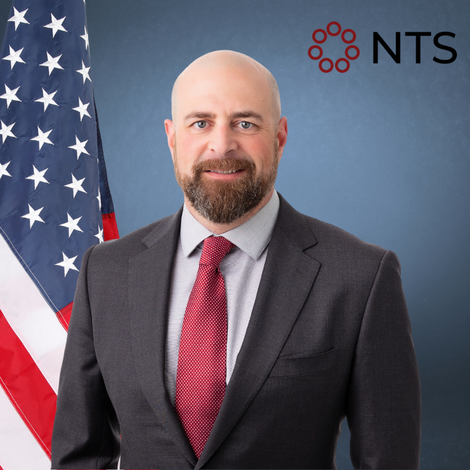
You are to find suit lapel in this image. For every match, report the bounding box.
[197,196,321,468]
[128,209,197,467]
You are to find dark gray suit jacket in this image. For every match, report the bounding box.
[51,195,421,469]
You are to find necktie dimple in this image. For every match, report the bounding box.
[175,236,234,459]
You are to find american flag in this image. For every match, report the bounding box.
[0,1,118,468]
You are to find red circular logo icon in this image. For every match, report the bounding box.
[308,22,360,73]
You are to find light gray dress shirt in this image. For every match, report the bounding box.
[165,191,280,404]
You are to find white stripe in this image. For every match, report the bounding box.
[0,234,67,393]
[0,387,51,470]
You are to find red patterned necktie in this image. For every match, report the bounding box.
[175,236,234,459]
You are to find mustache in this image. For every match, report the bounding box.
[193,157,255,174]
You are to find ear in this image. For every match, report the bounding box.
[276,116,288,160]
[164,119,176,160]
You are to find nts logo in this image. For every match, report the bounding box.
[308,21,360,73]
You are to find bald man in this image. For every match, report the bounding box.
[51,51,421,469]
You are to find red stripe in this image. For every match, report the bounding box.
[56,302,72,331]
[102,212,119,241]
[0,309,56,459]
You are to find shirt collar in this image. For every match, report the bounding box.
[180,190,280,261]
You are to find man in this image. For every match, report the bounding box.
[51,50,421,469]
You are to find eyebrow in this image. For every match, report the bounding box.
[183,111,264,123]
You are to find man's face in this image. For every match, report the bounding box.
[165,63,287,225]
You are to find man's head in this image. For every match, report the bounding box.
[165,50,288,232]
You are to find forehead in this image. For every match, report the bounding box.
[174,65,272,120]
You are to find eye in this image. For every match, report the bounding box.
[239,121,252,129]
[193,121,207,129]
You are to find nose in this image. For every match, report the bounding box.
[208,124,237,156]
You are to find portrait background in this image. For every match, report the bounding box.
[1,1,468,468]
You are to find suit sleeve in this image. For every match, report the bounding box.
[51,246,120,469]
[347,250,422,469]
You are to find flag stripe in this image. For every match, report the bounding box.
[0,310,56,460]
[58,301,73,330]
[103,212,119,241]
[0,234,66,393]
[0,386,51,470]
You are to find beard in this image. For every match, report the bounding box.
[174,145,279,225]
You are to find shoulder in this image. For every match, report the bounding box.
[83,209,182,268]
[276,194,396,273]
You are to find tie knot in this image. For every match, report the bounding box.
[200,236,234,268]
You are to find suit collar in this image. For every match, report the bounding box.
[141,208,182,249]
[273,193,318,252]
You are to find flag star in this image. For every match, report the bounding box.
[26,165,49,189]
[40,52,63,75]
[21,204,45,228]
[8,7,29,30]
[60,213,83,238]
[72,98,91,121]
[31,126,54,149]
[2,46,25,70]
[0,120,16,143]
[64,173,87,198]
[95,227,104,243]
[55,252,79,277]
[81,26,89,49]
[0,161,12,180]
[0,84,21,108]
[44,14,67,37]
[97,188,102,210]
[76,60,91,83]
[35,88,58,111]
[68,136,89,159]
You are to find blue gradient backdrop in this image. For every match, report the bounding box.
[1,1,469,468]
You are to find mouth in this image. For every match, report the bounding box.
[203,168,246,180]
[192,156,254,181]
[207,169,242,174]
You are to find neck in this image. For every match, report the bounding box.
[184,188,274,235]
